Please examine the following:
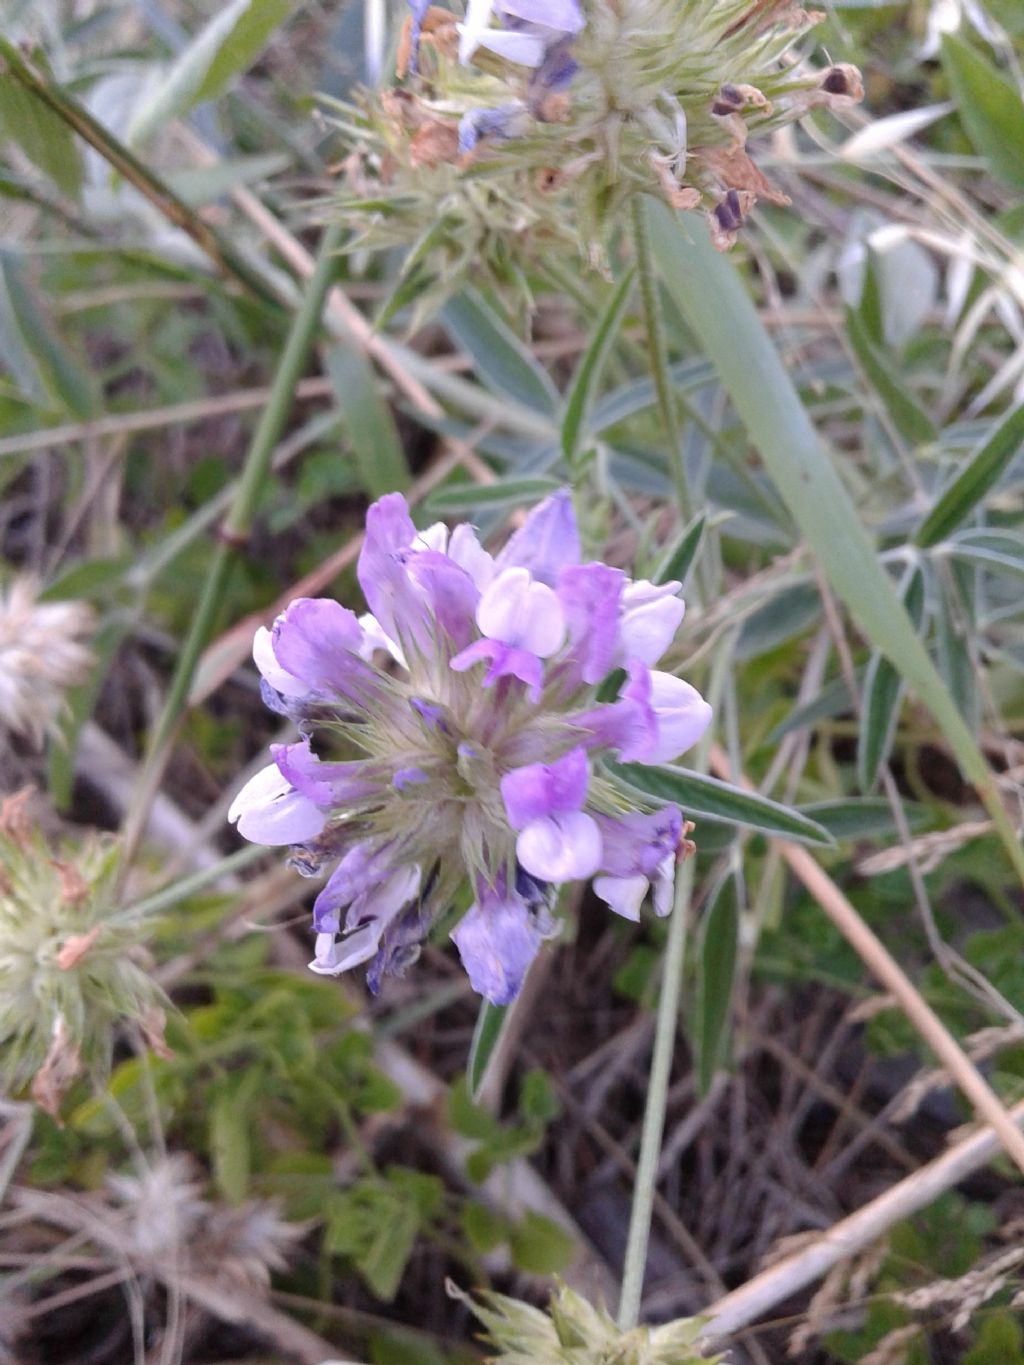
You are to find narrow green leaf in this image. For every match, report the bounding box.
[606,762,835,847]
[945,528,1024,579]
[798,798,933,840]
[425,476,559,516]
[858,565,927,794]
[845,305,937,448]
[325,342,408,497]
[916,402,1024,547]
[934,573,979,731]
[653,512,706,587]
[561,268,635,464]
[768,672,859,743]
[443,289,560,415]
[693,873,739,1096]
[128,0,292,146]
[467,1000,508,1101]
[0,52,81,200]
[0,251,96,418]
[646,204,1024,883]
[942,34,1024,190]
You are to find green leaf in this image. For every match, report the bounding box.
[0,251,96,418]
[508,1211,575,1276]
[209,1075,257,1203]
[917,402,1024,546]
[165,153,291,207]
[767,672,858,743]
[561,268,635,464]
[942,34,1024,191]
[606,762,835,846]
[0,51,81,200]
[325,343,409,497]
[461,1201,508,1254]
[963,1313,1024,1365]
[653,512,706,587]
[858,565,927,793]
[798,798,933,840]
[467,1000,508,1102]
[646,203,1024,884]
[945,528,1024,579]
[845,305,937,448]
[128,0,292,146]
[424,476,560,517]
[443,289,560,415]
[693,873,739,1096]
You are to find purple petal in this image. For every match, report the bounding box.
[357,493,418,642]
[405,550,479,651]
[495,490,580,587]
[271,739,377,809]
[450,638,544,701]
[312,841,389,930]
[271,598,368,699]
[253,625,307,698]
[516,810,601,881]
[448,524,495,589]
[557,563,624,684]
[476,567,564,655]
[615,580,685,667]
[501,0,584,33]
[228,764,327,846]
[595,806,682,879]
[451,896,543,1004]
[394,766,428,791]
[500,746,589,828]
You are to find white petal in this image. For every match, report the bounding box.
[516,811,601,882]
[594,874,648,922]
[416,522,449,553]
[476,567,564,656]
[647,672,714,763]
[652,854,676,918]
[448,524,496,590]
[357,612,408,668]
[457,0,497,61]
[474,28,546,66]
[228,764,326,845]
[253,625,307,697]
[309,922,384,976]
[617,580,685,666]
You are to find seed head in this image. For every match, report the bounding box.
[0,577,93,747]
[0,793,168,1117]
[325,0,864,314]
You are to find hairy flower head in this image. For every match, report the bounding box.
[327,0,863,313]
[450,1279,728,1363]
[0,577,93,746]
[230,491,711,1005]
[0,792,168,1116]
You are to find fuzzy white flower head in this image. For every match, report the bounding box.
[0,577,94,746]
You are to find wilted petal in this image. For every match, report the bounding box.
[558,563,624,684]
[228,764,326,845]
[501,746,589,828]
[494,490,580,587]
[476,567,564,656]
[593,874,648,922]
[452,895,543,1004]
[516,810,601,881]
[616,580,686,667]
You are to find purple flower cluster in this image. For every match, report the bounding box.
[229,492,711,1005]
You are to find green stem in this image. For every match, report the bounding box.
[631,195,693,523]
[120,221,346,866]
[0,37,284,312]
[617,857,693,1330]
